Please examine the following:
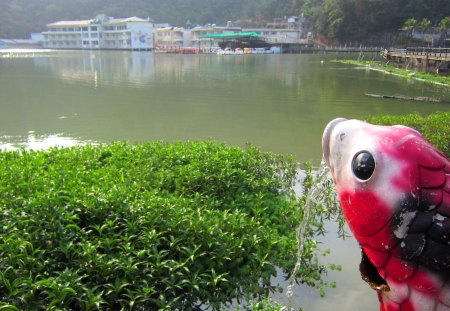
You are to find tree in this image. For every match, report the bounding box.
[403,17,417,31]
[440,16,450,31]
[439,16,450,47]
[402,17,417,43]
[417,18,431,33]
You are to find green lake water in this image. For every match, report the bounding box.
[1,49,449,310]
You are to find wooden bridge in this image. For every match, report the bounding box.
[382,48,450,73]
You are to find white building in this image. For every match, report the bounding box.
[42,15,155,50]
[242,28,310,44]
[153,16,311,51]
[155,24,242,52]
[156,27,184,50]
[243,16,311,44]
[185,25,242,49]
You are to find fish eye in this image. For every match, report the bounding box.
[352,151,376,181]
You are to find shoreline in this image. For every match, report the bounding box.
[333,59,450,87]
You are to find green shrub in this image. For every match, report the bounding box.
[367,111,450,157]
[0,141,328,310]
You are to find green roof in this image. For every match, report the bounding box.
[200,32,262,38]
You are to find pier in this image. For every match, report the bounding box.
[280,44,380,54]
[382,48,450,73]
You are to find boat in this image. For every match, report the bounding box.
[216,46,281,55]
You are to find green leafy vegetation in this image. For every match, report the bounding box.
[303,0,450,43]
[0,141,335,310]
[333,60,450,87]
[367,111,450,157]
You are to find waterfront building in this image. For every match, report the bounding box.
[242,27,310,44]
[185,25,242,50]
[41,14,311,52]
[155,27,184,50]
[42,14,155,50]
[243,16,312,45]
[155,24,241,52]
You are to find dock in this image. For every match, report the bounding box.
[280,45,381,54]
[382,48,450,73]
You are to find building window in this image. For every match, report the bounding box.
[91,26,97,31]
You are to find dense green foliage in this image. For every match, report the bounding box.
[334,59,450,86]
[367,111,450,157]
[304,0,450,43]
[1,0,450,43]
[0,141,332,310]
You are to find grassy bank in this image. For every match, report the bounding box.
[334,59,450,87]
[0,141,335,310]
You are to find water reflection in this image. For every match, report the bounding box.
[0,49,59,58]
[1,51,449,163]
[0,50,448,311]
[272,221,378,311]
[0,131,90,151]
[33,51,156,88]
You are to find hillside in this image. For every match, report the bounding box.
[1,0,449,44]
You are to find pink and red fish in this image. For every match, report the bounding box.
[322,118,450,311]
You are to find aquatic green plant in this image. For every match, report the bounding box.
[333,59,450,86]
[0,141,334,310]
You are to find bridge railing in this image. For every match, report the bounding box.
[388,48,407,54]
[406,47,450,58]
[384,47,450,60]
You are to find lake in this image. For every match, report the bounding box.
[1,49,449,310]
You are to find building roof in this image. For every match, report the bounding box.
[46,16,153,27]
[200,32,262,38]
[157,27,184,32]
[244,28,300,32]
[47,20,92,27]
[106,17,152,25]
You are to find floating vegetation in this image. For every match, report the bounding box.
[333,59,450,87]
[364,93,448,103]
[0,49,62,58]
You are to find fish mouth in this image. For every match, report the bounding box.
[360,250,390,292]
[322,118,347,168]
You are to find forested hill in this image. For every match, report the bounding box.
[1,0,264,38]
[1,0,450,43]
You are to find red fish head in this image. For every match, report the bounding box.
[323,119,450,310]
[322,118,447,243]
